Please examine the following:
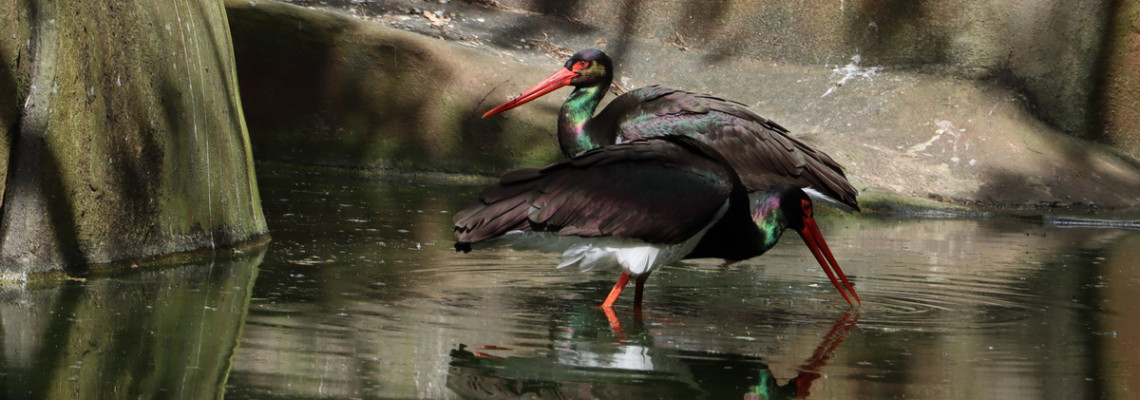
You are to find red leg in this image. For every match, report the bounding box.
[600,272,632,308]
[632,273,650,310]
[602,306,624,338]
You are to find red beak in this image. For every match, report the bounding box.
[482,67,579,118]
[798,217,861,306]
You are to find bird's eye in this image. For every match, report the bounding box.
[801,199,813,216]
[573,60,590,70]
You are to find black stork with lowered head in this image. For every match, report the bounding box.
[482,48,860,211]
[453,135,860,309]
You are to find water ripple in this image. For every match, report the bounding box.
[853,264,1057,332]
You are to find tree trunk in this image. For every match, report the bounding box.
[0,0,268,279]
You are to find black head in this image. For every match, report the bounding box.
[763,183,861,306]
[482,48,616,118]
[771,183,814,232]
[563,49,614,87]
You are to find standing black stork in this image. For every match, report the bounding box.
[453,136,859,308]
[482,48,859,211]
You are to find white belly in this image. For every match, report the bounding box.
[474,201,730,276]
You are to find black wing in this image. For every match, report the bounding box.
[592,86,859,210]
[454,136,738,249]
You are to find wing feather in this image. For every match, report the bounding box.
[592,85,859,210]
[454,136,737,249]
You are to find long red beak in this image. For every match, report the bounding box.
[482,67,579,118]
[798,217,861,306]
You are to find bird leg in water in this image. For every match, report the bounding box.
[600,272,651,309]
[601,274,630,337]
[601,272,632,308]
[632,273,651,310]
[602,306,624,338]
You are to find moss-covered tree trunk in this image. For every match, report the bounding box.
[0,0,267,279]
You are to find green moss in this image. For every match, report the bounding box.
[0,0,267,277]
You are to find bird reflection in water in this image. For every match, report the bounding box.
[750,312,858,399]
[447,312,859,399]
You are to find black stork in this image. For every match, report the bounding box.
[453,136,860,308]
[482,48,859,211]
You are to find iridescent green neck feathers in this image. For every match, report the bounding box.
[751,192,789,251]
[558,83,610,157]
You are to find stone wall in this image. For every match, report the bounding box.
[499,0,1140,158]
[228,0,1140,209]
[226,0,562,173]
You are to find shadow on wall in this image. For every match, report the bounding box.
[3,126,88,274]
[1089,0,1131,146]
[847,0,1112,140]
[0,22,18,203]
[975,141,1140,209]
[496,0,1115,144]
[845,0,952,65]
[0,0,88,274]
[228,3,537,172]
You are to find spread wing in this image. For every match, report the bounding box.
[454,136,738,249]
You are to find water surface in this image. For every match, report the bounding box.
[227,167,1140,399]
[2,166,1137,399]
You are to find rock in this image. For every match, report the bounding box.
[227,0,562,173]
[229,0,1140,212]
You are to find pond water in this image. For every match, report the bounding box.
[3,166,1138,399]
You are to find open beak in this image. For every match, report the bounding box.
[798,217,861,306]
[482,67,579,118]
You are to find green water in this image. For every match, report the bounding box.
[3,166,1138,399]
